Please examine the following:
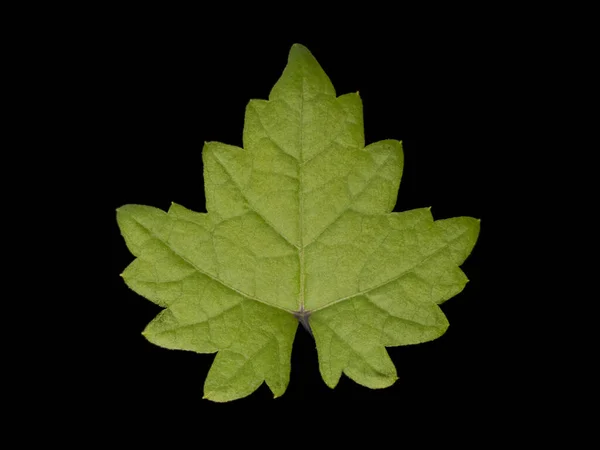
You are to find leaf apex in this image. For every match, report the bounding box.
[202,392,224,403]
[288,43,315,63]
[290,42,309,52]
[324,379,339,390]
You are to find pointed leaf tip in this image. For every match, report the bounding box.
[287,43,317,67]
[290,43,310,54]
[270,43,335,106]
[203,392,226,403]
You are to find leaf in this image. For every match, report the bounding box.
[116,44,480,402]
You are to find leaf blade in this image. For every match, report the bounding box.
[116,44,480,401]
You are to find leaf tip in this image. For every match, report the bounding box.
[288,43,316,64]
[202,392,222,403]
[290,42,308,52]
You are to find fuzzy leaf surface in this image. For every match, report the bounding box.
[117,44,480,401]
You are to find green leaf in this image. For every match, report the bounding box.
[116,44,480,402]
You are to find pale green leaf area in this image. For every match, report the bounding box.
[117,44,480,402]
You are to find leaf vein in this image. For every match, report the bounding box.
[128,214,295,313]
[211,151,300,250]
[311,227,471,312]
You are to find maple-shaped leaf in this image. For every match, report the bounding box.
[116,44,480,402]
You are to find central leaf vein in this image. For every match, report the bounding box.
[299,76,306,311]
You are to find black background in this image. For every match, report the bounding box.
[107,25,497,426]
